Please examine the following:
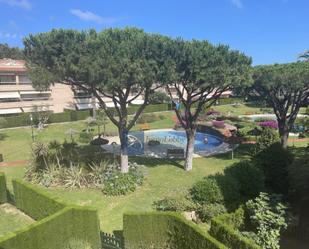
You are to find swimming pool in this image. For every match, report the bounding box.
[126,130,225,157]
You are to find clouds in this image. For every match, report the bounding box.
[0,0,31,10]
[70,9,117,24]
[0,32,19,39]
[231,0,243,9]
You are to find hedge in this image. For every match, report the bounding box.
[210,208,261,249]
[0,173,7,204]
[0,206,101,249]
[123,211,227,249]
[0,178,101,249]
[12,179,67,220]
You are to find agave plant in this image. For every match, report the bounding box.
[64,165,88,188]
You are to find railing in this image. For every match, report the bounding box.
[101,232,124,249]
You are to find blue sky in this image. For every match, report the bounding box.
[0,0,308,65]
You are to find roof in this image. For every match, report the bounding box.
[0,59,27,72]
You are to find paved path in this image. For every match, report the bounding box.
[0,160,28,167]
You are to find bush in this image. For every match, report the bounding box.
[197,203,227,223]
[154,194,197,212]
[0,173,7,203]
[102,163,144,196]
[137,114,160,124]
[254,143,293,195]
[245,193,289,249]
[224,161,265,200]
[148,91,171,104]
[78,131,94,144]
[210,208,261,249]
[123,212,227,249]
[190,177,224,205]
[288,154,309,201]
[254,127,279,153]
[190,174,241,208]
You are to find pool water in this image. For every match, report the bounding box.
[127,130,223,156]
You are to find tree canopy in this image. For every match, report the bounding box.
[0,43,24,59]
[253,62,309,147]
[165,38,252,170]
[24,28,172,172]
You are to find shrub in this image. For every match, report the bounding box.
[148,91,170,104]
[197,203,227,223]
[79,131,94,144]
[190,177,224,205]
[224,161,265,200]
[210,208,261,249]
[254,142,293,195]
[102,163,144,196]
[257,121,278,129]
[154,194,197,212]
[288,154,309,201]
[0,173,7,203]
[245,193,289,249]
[123,212,227,249]
[190,174,241,208]
[254,127,279,153]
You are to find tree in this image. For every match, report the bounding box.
[299,50,309,61]
[0,43,24,59]
[253,62,309,148]
[165,39,252,171]
[24,28,171,173]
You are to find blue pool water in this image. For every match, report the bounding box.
[127,130,223,156]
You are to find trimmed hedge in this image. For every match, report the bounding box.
[12,179,66,220]
[123,211,227,249]
[0,206,101,249]
[0,178,101,249]
[0,173,7,203]
[210,209,261,249]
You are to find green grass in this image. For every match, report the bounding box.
[0,203,34,237]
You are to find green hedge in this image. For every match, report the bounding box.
[12,179,67,220]
[210,208,261,249]
[0,173,7,204]
[0,178,101,249]
[216,97,244,106]
[123,211,227,249]
[0,206,101,249]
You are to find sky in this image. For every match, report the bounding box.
[0,0,308,65]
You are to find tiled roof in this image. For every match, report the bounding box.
[0,58,26,72]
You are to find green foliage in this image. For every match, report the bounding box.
[288,154,309,201]
[254,142,293,195]
[245,193,289,249]
[148,91,171,104]
[0,173,7,204]
[190,177,224,205]
[78,131,94,144]
[197,203,227,223]
[0,43,24,59]
[154,193,197,212]
[190,174,241,209]
[0,179,101,249]
[102,163,144,196]
[210,208,261,249]
[136,113,161,124]
[254,127,279,153]
[64,239,93,249]
[13,179,66,220]
[253,62,309,147]
[224,161,265,200]
[123,211,227,249]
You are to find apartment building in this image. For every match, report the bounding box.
[0,59,145,116]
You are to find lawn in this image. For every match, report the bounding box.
[0,153,244,233]
[0,203,34,237]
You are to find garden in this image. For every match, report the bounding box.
[0,27,308,249]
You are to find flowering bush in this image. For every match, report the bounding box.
[257,121,278,129]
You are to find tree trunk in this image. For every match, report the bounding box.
[278,121,289,148]
[119,128,129,173]
[184,129,196,171]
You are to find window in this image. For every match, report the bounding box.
[0,75,16,84]
[19,75,31,84]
